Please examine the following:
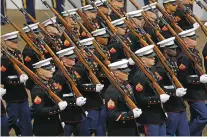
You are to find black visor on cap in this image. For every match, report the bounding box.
[117,23,126,28]
[87,8,97,13]
[188,34,199,40]
[65,53,77,59]
[117,67,131,72]
[41,64,53,70]
[87,44,95,49]
[168,44,178,49]
[144,52,156,57]
[7,37,19,43]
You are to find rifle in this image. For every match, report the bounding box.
[1,44,62,103]
[10,0,61,51]
[129,0,206,76]
[22,19,83,98]
[150,1,183,33]
[176,0,207,36]
[88,0,166,95]
[45,11,101,85]
[67,0,97,31]
[195,0,207,12]
[83,46,138,110]
[103,1,183,88]
[0,14,44,60]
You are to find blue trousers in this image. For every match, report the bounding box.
[1,114,9,136]
[22,0,36,24]
[1,0,6,23]
[6,100,33,136]
[188,101,207,136]
[166,111,190,136]
[64,116,90,136]
[86,106,106,136]
[144,123,166,136]
[51,0,64,23]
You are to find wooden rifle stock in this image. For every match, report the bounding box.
[176,0,207,36]
[107,1,183,88]
[85,48,137,110]
[67,0,96,31]
[153,2,183,33]
[1,50,62,103]
[1,16,44,60]
[62,32,101,84]
[94,5,165,95]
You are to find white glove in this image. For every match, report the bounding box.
[0,88,6,98]
[58,101,68,111]
[132,108,142,118]
[204,22,207,27]
[176,88,187,97]
[200,74,207,83]
[85,111,88,117]
[61,122,65,128]
[51,66,56,72]
[160,94,170,103]
[96,84,104,92]
[20,74,28,83]
[193,22,200,29]
[128,58,135,65]
[76,97,87,106]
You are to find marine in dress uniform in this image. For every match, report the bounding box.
[22,23,43,91]
[177,28,207,136]
[126,10,144,52]
[31,58,68,136]
[54,47,90,136]
[22,0,36,24]
[1,87,9,136]
[110,0,125,21]
[41,17,64,56]
[81,4,99,32]
[105,59,142,136]
[157,37,190,136]
[1,31,33,136]
[163,0,194,30]
[108,18,129,62]
[203,42,207,72]
[129,45,169,136]
[78,38,106,135]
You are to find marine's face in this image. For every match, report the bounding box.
[112,0,124,9]
[45,26,60,36]
[85,11,97,20]
[36,68,54,81]
[165,48,177,57]
[96,36,109,46]
[183,37,197,49]
[5,40,18,50]
[116,27,126,35]
[141,56,155,67]
[61,57,75,68]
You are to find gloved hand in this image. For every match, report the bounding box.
[20,74,28,83]
[51,66,56,73]
[0,88,6,98]
[128,58,135,65]
[132,108,142,118]
[85,111,88,117]
[160,94,170,103]
[76,97,87,106]
[204,22,207,27]
[96,84,104,92]
[58,101,68,111]
[200,74,207,83]
[176,88,187,97]
[193,22,200,29]
[61,122,65,128]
